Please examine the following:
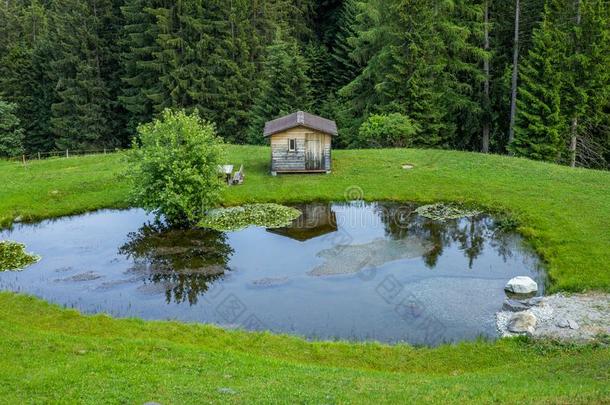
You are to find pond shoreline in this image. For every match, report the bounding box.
[497,292,610,341]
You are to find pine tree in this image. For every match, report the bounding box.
[0,99,25,157]
[119,0,164,137]
[48,0,125,149]
[511,13,566,161]
[561,0,610,167]
[0,0,54,153]
[247,34,313,144]
[304,41,333,113]
[330,0,360,90]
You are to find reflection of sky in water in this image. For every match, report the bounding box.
[0,202,546,345]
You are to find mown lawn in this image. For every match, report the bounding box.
[0,293,608,403]
[0,146,609,403]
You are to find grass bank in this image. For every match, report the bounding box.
[1,146,609,403]
[2,146,609,292]
[0,293,608,403]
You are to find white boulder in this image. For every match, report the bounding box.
[505,276,538,294]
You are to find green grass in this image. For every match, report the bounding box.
[0,146,609,403]
[0,293,608,403]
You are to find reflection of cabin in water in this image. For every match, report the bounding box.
[264,111,337,175]
[268,204,337,241]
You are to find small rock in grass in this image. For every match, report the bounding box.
[217,387,237,395]
[507,311,537,334]
[505,276,538,294]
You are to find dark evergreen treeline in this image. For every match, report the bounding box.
[0,0,608,168]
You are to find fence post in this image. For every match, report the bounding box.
[22,155,26,166]
[103,148,106,155]
[37,152,41,160]
[66,149,69,158]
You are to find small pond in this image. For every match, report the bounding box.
[0,202,546,345]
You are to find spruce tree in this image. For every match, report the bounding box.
[330,0,360,90]
[511,14,566,161]
[119,0,164,137]
[48,0,124,149]
[247,34,313,144]
[0,99,25,157]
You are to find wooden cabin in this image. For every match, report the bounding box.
[264,111,337,175]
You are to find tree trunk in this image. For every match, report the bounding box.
[507,0,520,149]
[482,0,490,153]
[570,0,581,168]
[570,116,578,167]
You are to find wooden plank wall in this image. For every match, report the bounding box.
[270,126,332,172]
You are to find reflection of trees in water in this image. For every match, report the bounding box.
[119,221,233,305]
[376,203,515,268]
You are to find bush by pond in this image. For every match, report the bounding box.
[198,204,301,231]
[0,240,40,271]
[126,109,226,226]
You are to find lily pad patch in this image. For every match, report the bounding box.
[0,240,40,271]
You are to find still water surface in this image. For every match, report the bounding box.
[0,202,545,345]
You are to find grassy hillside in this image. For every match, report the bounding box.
[1,147,609,403]
[1,146,609,292]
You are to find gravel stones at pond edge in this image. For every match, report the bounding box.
[497,293,610,341]
[507,311,537,334]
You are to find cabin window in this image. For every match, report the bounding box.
[288,138,296,152]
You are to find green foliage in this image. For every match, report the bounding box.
[126,109,226,226]
[0,99,25,157]
[0,240,40,271]
[198,203,302,231]
[354,113,419,148]
[0,0,608,167]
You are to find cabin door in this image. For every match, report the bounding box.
[305,133,323,170]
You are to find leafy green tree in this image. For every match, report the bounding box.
[0,99,25,157]
[354,113,419,148]
[247,34,313,143]
[126,109,226,226]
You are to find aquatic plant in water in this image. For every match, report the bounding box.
[0,240,40,271]
[198,204,301,231]
[415,203,480,221]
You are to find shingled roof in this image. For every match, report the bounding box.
[263,111,338,137]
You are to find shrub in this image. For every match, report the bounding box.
[354,113,419,148]
[127,109,225,226]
